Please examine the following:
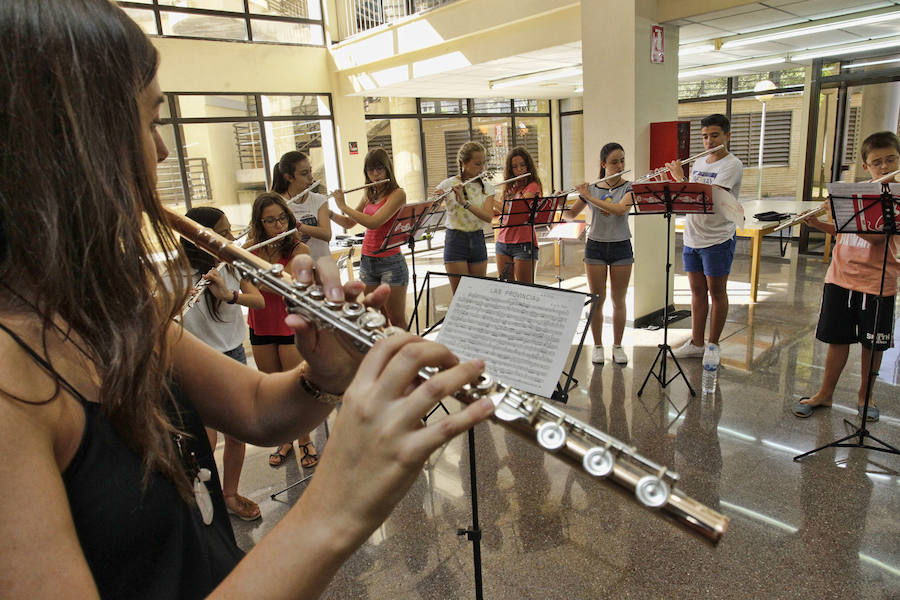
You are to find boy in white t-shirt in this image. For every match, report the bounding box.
[666,114,744,359]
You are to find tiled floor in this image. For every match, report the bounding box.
[220,233,900,599]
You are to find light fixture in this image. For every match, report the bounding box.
[574,85,583,93]
[791,35,900,61]
[489,64,582,89]
[842,56,900,69]
[678,56,785,79]
[678,43,716,57]
[721,6,900,49]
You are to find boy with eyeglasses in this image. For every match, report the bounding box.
[792,131,900,422]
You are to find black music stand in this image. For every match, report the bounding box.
[632,182,714,397]
[794,182,900,461]
[376,199,445,332]
[494,195,568,281]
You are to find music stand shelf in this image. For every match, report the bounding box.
[494,195,568,281]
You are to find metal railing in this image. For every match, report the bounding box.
[340,0,458,39]
[157,157,211,207]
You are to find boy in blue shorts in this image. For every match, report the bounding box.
[666,114,744,359]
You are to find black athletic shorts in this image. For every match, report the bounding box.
[248,328,295,346]
[815,283,895,351]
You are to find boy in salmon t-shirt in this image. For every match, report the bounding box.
[792,131,900,422]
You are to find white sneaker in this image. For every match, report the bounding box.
[591,345,605,364]
[612,345,628,365]
[672,340,705,358]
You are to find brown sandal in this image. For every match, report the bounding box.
[224,494,261,521]
[299,442,319,468]
[268,444,293,467]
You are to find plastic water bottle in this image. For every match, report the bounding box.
[701,344,720,395]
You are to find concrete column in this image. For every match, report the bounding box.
[854,81,900,179]
[581,0,679,323]
[388,97,425,202]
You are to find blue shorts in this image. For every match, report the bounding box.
[584,239,634,266]
[683,235,736,277]
[496,241,539,261]
[360,253,409,286]
[223,344,247,364]
[444,229,488,264]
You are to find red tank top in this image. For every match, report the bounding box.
[247,253,293,337]
[362,195,402,257]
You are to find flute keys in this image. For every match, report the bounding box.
[475,374,494,393]
[382,326,406,337]
[358,311,386,330]
[634,475,669,508]
[536,421,567,451]
[308,285,325,301]
[342,302,365,318]
[292,281,310,293]
[582,447,614,478]
[324,298,343,309]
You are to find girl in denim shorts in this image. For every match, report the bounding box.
[496,147,542,283]
[436,142,496,293]
[563,143,634,366]
[333,147,409,327]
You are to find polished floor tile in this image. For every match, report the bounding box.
[218,234,900,599]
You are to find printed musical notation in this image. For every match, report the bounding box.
[436,277,584,397]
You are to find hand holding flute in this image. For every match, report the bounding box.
[332,179,390,212]
[655,144,727,184]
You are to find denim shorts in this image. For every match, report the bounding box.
[496,241,539,261]
[683,235,736,277]
[223,344,247,364]
[360,252,409,286]
[584,239,634,266]
[444,229,488,264]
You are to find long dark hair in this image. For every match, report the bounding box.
[0,1,192,497]
[364,147,400,203]
[181,206,229,322]
[247,192,300,258]
[502,146,542,199]
[271,150,309,196]
[598,142,625,180]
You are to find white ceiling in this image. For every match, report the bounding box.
[354,0,900,98]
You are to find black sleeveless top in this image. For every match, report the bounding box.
[1,323,244,598]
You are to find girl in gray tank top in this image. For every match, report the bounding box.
[562,142,635,366]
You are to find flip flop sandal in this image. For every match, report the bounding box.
[268,445,294,467]
[224,494,261,521]
[858,405,880,422]
[791,397,829,418]
[298,442,319,468]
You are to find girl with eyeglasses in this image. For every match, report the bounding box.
[245,193,318,469]
[333,147,409,328]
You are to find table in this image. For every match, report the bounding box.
[678,199,820,303]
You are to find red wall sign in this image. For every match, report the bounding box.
[651,25,664,64]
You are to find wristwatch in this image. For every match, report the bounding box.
[227,290,239,304]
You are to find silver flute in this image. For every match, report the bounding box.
[166,207,729,543]
[634,145,726,183]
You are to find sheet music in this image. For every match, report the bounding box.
[436,277,584,398]
[827,182,900,233]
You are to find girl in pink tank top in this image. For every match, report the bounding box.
[332,148,409,328]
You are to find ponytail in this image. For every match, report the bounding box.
[271,151,309,195]
[598,142,624,181]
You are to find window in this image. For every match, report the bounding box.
[158,93,338,230]
[365,97,552,202]
[117,1,325,46]
[688,111,792,167]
